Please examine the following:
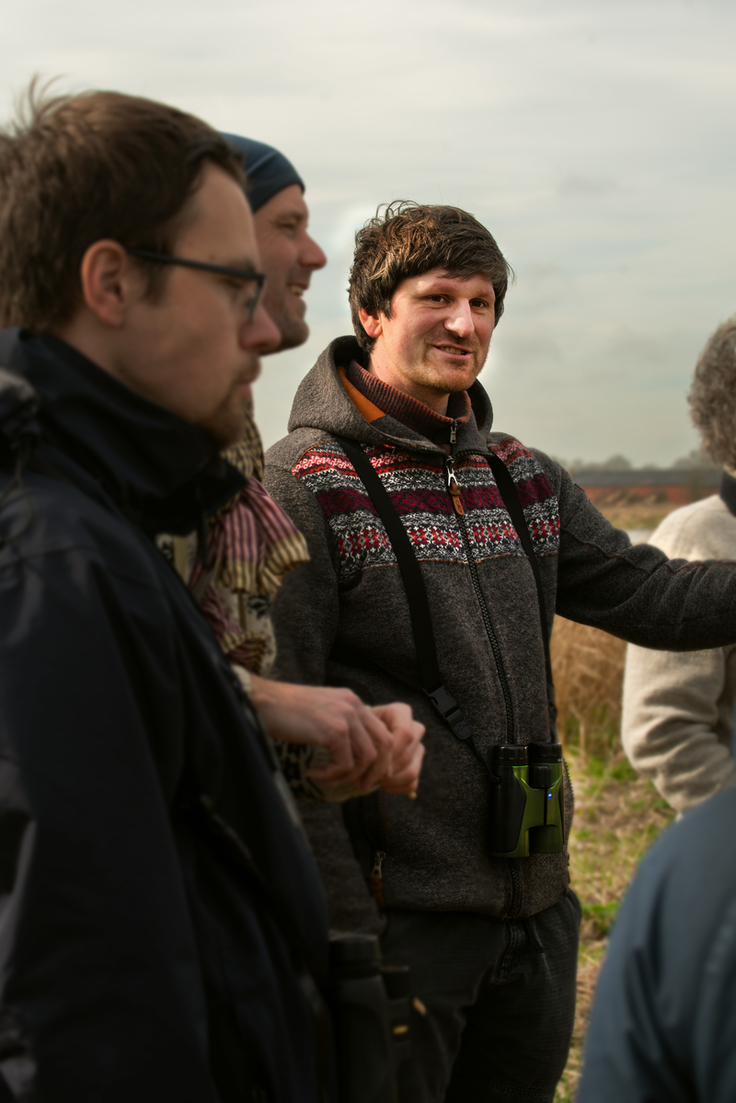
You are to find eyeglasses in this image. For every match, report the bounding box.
[125,248,266,321]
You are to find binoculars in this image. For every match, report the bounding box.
[489,742,565,858]
[328,934,412,1103]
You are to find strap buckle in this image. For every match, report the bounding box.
[427,685,473,741]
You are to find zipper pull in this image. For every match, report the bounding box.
[370,850,387,911]
[444,458,465,517]
[450,419,458,445]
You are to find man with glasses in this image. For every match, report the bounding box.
[0,86,328,1102]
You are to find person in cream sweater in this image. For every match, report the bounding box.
[622,317,736,814]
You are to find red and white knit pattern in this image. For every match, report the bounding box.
[292,435,559,582]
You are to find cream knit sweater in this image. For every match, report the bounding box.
[622,493,736,813]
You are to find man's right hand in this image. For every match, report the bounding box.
[370,702,425,796]
[247,675,425,794]
[249,675,395,790]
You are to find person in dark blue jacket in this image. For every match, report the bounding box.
[0,85,330,1102]
[577,786,736,1103]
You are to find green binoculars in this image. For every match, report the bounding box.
[489,742,565,858]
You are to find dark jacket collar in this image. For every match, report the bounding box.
[720,471,736,518]
[0,328,244,536]
[287,335,495,455]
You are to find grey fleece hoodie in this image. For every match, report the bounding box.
[265,336,736,927]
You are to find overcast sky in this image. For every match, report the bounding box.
[4,0,735,464]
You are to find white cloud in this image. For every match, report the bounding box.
[2,0,736,464]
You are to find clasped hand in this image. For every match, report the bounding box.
[249,676,425,795]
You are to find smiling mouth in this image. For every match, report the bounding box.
[436,344,472,358]
[288,283,306,297]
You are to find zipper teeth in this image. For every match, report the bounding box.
[452,493,515,742]
[507,859,522,918]
[445,456,521,917]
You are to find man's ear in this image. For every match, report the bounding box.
[358,307,384,340]
[79,240,140,328]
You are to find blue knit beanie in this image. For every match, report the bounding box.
[221,133,305,213]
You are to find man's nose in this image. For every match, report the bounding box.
[445,300,474,337]
[243,302,281,353]
[300,232,327,272]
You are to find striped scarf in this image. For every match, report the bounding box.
[186,410,309,674]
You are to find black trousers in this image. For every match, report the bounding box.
[380,890,581,1103]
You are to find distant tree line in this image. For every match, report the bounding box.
[558,449,717,476]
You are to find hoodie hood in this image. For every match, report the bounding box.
[287,335,495,455]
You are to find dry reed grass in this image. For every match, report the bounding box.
[551,616,627,753]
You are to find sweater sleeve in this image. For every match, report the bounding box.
[621,644,736,813]
[620,501,736,814]
[263,452,385,934]
[551,465,736,652]
[264,458,341,686]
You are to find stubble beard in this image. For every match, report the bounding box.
[261,288,309,356]
[198,383,254,448]
[419,343,485,395]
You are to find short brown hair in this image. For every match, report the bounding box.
[688,317,736,470]
[0,82,245,333]
[349,201,513,354]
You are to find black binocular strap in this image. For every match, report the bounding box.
[336,436,474,750]
[334,437,557,747]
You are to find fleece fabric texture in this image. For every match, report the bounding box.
[264,335,736,928]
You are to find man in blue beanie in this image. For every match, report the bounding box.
[222,134,326,352]
[177,137,425,802]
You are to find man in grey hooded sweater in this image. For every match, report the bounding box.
[264,201,736,1103]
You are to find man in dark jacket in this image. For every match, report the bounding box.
[0,87,330,1102]
[263,201,736,1102]
[577,786,736,1103]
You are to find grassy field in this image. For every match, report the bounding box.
[549,497,682,1100]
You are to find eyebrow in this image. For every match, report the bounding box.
[424,282,495,297]
[273,208,307,224]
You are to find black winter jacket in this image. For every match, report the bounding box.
[0,331,329,1103]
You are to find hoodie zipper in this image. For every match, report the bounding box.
[445,454,522,918]
[370,850,387,910]
[444,455,515,741]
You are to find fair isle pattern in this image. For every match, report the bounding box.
[293,435,560,580]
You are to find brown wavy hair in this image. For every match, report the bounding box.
[348,201,513,355]
[688,318,736,470]
[0,81,244,333]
